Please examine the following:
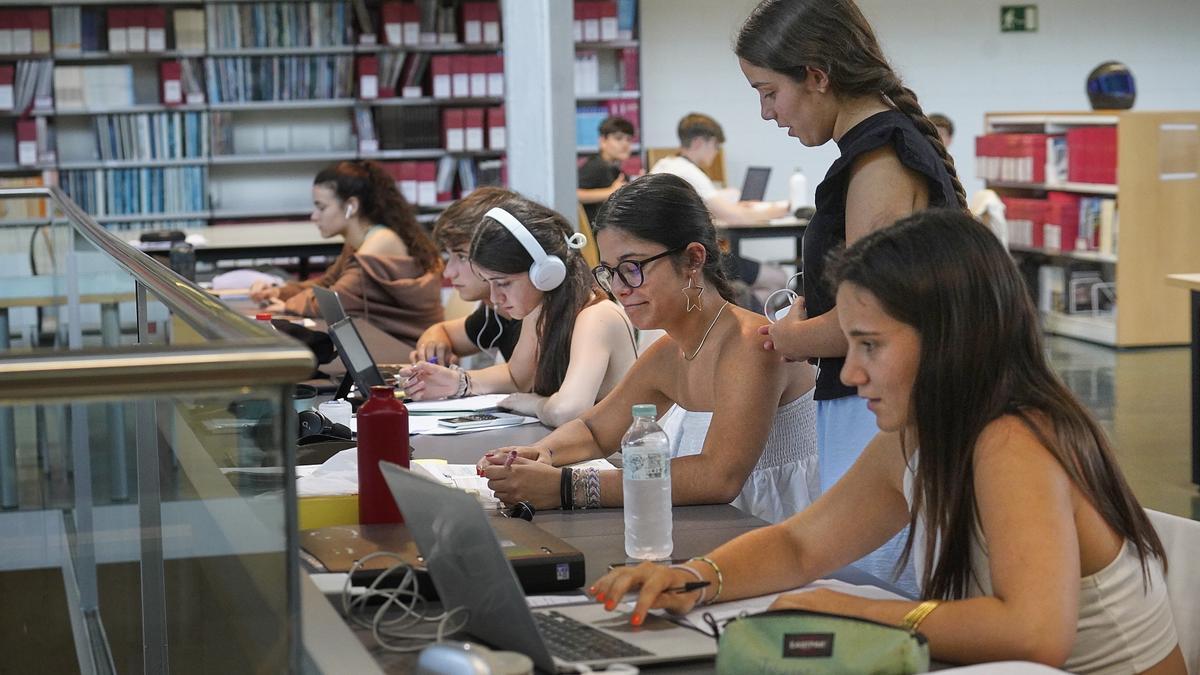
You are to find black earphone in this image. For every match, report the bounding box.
[505,501,535,521]
[298,409,352,441]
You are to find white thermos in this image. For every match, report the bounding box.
[788,167,810,212]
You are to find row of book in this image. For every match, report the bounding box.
[442,107,505,151]
[379,1,500,46]
[572,2,622,42]
[975,129,1117,186]
[210,110,353,156]
[50,7,203,55]
[375,105,440,149]
[60,166,207,217]
[1037,266,1115,316]
[11,118,55,167]
[204,56,355,103]
[380,156,503,206]
[428,54,504,99]
[92,112,209,162]
[0,9,51,55]
[206,1,351,50]
[54,64,135,111]
[575,48,638,95]
[576,100,640,148]
[3,60,53,115]
[1003,193,1118,255]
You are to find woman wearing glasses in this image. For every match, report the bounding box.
[402,195,637,428]
[480,174,817,523]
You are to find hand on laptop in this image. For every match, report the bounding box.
[590,563,706,627]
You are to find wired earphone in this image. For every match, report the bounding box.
[764,271,804,323]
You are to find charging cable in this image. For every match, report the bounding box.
[763,272,803,323]
[342,551,471,652]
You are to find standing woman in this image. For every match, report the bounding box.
[251,160,444,347]
[735,0,967,588]
[402,196,637,428]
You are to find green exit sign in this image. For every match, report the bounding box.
[1001,5,1038,32]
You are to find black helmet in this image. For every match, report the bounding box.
[1087,61,1135,110]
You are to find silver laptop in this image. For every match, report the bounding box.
[312,285,347,324]
[739,166,771,202]
[378,462,718,672]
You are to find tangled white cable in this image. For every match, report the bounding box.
[566,232,589,251]
[342,551,471,653]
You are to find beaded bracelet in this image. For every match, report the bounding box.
[449,364,468,398]
[570,467,601,509]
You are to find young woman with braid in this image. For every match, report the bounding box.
[735,0,968,590]
[250,160,444,347]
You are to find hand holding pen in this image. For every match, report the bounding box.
[589,562,716,627]
[397,357,460,400]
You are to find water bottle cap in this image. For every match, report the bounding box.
[631,404,657,418]
[255,313,272,321]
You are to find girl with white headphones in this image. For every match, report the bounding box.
[402,196,637,428]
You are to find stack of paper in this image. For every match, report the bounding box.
[405,394,509,415]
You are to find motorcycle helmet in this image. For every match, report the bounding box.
[1087,61,1135,110]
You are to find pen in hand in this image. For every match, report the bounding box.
[667,581,710,594]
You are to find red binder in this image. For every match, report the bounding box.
[382,2,403,45]
[0,65,14,111]
[431,55,452,98]
[469,54,488,98]
[451,55,470,98]
[481,2,501,43]
[399,161,419,204]
[357,55,379,99]
[12,9,32,54]
[462,3,483,44]
[160,60,183,105]
[16,118,37,165]
[417,161,437,206]
[31,9,51,54]
[107,7,128,52]
[146,7,167,51]
[443,108,466,151]
[487,54,504,97]
[464,108,485,151]
[599,1,618,41]
[487,106,506,151]
[127,8,147,52]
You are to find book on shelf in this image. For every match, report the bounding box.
[574,50,598,95]
[160,61,183,105]
[0,65,12,112]
[15,118,37,166]
[357,54,379,99]
[398,51,430,97]
[1066,126,1117,185]
[206,1,351,50]
[15,59,54,114]
[146,8,167,52]
[52,6,81,55]
[173,9,206,52]
[179,58,206,104]
[442,108,465,151]
[381,1,421,46]
[31,9,51,54]
[975,133,1065,184]
[431,55,451,98]
[463,108,484,151]
[487,106,505,150]
[0,175,48,219]
[352,0,375,44]
[375,105,440,149]
[451,55,470,98]
[107,7,128,53]
[462,2,484,44]
[60,166,207,218]
[53,64,135,111]
[354,105,377,152]
[204,55,354,103]
[89,111,208,162]
[619,47,638,90]
[617,0,636,39]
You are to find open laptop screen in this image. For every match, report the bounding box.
[326,317,388,395]
[739,166,771,202]
[312,286,347,324]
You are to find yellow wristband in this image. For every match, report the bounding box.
[901,599,941,632]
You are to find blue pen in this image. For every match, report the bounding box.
[428,356,438,365]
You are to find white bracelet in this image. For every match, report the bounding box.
[670,564,709,604]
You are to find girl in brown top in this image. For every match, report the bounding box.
[251,160,444,347]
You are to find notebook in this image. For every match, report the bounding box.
[379,462,718,672]
[739,166,771,202]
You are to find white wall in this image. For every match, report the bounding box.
[641,0,1200,203]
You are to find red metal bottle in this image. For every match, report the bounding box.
[355,385,409,524]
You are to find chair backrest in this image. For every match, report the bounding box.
[574,203,601,270]
[645,146,727,187]
[1146,508,1200,673]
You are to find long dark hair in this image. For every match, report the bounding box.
[735,0,968,209]
[314,160,441,272]
[468,196,597,396]
[593,173,735,302]
[829,210,1165,599]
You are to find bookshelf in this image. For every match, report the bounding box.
[0,0,511,228]
[573,0,642,173]
[981,110,1200,347]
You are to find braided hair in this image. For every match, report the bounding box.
[314,160,442,272]
[735,0,967,209]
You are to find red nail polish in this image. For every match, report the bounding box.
[631,614,643,627]
[587,586,597,595]
[605,601,615,611]
[595,592,605,602]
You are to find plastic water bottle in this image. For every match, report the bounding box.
[622,404,673,560]
[788,167,810,212]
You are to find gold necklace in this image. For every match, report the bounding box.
[684,301,730,361]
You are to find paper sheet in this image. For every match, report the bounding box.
[404,394,509,415]
[410,459,499,506]
[679,577,907,630]
[349,413,538,435]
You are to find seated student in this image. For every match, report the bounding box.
[650,112,788,226]
[577,115,637,226]
[591,210,1184,675]
[409,187,523,367]
[251,160,443,347]
[478,174,818,524]
[402,196,637,428]
[929,112,955,148]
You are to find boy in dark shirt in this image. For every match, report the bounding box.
[577,116,636,225]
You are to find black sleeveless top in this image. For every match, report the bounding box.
[803,110,960,401]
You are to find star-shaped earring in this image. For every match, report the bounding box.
[682,276,705,312]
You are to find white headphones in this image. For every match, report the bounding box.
[344,203,355,219]
[764,271,804,323]
[485,207,567,291]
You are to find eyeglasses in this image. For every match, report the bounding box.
[591,246,685,293]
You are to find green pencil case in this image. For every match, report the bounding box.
[714,609,930,674]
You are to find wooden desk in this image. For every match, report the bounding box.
[139,222,344,278]
[1166,273,1200,486]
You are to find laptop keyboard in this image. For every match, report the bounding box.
[534,610,653,662]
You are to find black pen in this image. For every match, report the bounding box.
[667,581,710,594]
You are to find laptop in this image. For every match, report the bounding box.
[312,285,347,324]
[326,317,389,398]
[739,166,771,202]
[379,462,718,672]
